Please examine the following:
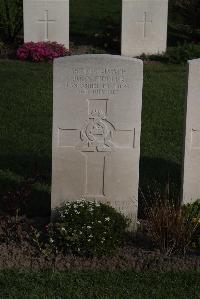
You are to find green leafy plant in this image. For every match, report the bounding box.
[0,174,39,218]
[29,225,56,258]
[94,16,120,51]
[0,0,23,42]
[139,43,200,64]
[169,0,200,44]
[0,41,12,57]
[183,200,200,249]
[183,200,200,222]
[45,200,129,257]
[165,43,200,63]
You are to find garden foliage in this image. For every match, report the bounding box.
[183,200,200,248]
[44,200,129,257]
[0,0,23,42]
[17,42,69,62]
[145,198,200,255]
[169,0,200,44]
[139,43,200,64]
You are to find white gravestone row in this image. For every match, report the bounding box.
[23,0,168,56]
[52,55,143,228]
[23,0,69,48]
[121,0,169,57]
[182,59,200,204]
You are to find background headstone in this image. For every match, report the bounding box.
[182,59,200,204]
[52,55,143,227]
[23,0,69,48]
[121,0,168,57]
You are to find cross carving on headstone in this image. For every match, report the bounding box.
[38,10,56,41]
[58,99,135,198]
[137,11,152,38]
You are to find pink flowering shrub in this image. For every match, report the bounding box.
[17,41,69,62]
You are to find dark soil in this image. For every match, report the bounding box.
[0,242,199,272]
[0,217,199,272]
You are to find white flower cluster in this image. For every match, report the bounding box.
[55,199,114,245]
[59,199,101,217]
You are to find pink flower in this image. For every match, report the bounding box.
[16,41,69,62]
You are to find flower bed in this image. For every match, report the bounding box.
[17,41,70,62]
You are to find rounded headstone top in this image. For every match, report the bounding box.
[188,58,200,64]
[54,54,143,65]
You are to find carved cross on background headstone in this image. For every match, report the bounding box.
[38,10,56,41]
[58,99,135,198]
[137,11,152,38]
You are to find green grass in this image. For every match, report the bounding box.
[140,63,187,200]
[0,60,52,216]
[0,60,187,216]
[0,269,199,298]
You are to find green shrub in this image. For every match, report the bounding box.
[0,0,23,42]
[168,0,200,44]
[0,41,8,57]
[183,200,200,249]
[165,43,200,64]
[139,43,200,64]
[46,200,129,257]
[93,16,120,50]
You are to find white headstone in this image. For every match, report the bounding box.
[121,0,168,57]
[182,59,200,204]
[52,55,143,228]
[23,0,69,48]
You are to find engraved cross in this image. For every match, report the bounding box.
[38,10,56,41]
[137,12,152,38]
[58,99,135,199]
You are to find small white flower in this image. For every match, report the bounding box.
[89,234,93,238]
[97,220,102,224]
[87,226,91,229]
[49,238,54,243]
[61,227,66,232]
[79,231,83,235]
[88,239,91,242]
[105,217,110,221]
[80,196,86,202]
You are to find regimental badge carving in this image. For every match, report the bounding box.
[76,110,115,152]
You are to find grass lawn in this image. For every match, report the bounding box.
[0,269,199,298]
[140,63,187,203]
[0,60,187,216]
